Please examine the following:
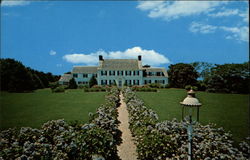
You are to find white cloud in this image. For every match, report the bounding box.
[189,21,249,42]
[136,1,165,11]
[63,47,170,66]
[189,22,217,34]
[137,1,248,43]
[137,1,226,21]
[239,8,249,23]
[208,9,239,17]
[63,52,101,65]
[49,50,56,56]
[220,26,249,42]
[1,0,30,7]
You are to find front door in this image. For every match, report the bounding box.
[118,80,122,88]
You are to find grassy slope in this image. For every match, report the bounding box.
[0,89,106,129]
[137,88,249,142]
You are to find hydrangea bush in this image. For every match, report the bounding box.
[0,88,121,160]
[122,87,250,160]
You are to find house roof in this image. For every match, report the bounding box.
[143,67,168,77]
[72,66,98,73]
[59,74,72,82]
[99,59,140,70]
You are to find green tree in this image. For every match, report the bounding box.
[89,76,97,88]
[190,62,215,81]
[68,78,77,89]
[207,62,249,93]
[168,63,199,88]
[0,58,60,92]
[0,58,36,92]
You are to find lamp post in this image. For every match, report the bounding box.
[180,89,202,160]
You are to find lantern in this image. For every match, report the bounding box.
[180,89,202,160]
[180,89,202,122]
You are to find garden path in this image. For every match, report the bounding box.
[117,93,138,160]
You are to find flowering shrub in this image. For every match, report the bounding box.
[122,87,250,160]
[0,88,121,160]
[131,85,158,92]
[51,86,65,93]
[84,85,116,92]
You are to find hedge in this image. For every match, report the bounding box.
[0,88,121,160]
[122,87,250,160]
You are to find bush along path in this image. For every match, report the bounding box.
[0,88,122,160]
[122,87,250,160]
[117,93,138,160]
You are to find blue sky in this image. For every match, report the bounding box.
[1,0,249,75]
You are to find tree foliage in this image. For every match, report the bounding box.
[68,78,77,89]
[190,62,215,81]
[206,62,249,93]
[168,63,199,88]
[0,58,59,92]
[89,76,97,88]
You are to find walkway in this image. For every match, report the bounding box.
[117,93,138,160]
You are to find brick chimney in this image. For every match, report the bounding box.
[138,55,142,61]
[99,55,103,61]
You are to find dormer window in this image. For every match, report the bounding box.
[73,74,78,78]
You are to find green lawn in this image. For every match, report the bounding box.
[0,89,106,130]
[136,88,249,143]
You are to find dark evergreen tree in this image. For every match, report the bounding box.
[168,63,199,88]
[207,63,249,93]
[0,59,36,92]
[0,58,59,92]
[68,78,77,89]
[89,76,97,88]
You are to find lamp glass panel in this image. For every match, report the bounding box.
[183,106,198,121]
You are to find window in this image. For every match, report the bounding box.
[129,80,132,85]
[137,80,140,85]
[133,80,136,85]
[73,74,78,78]
[102,71,107,76]
[156,72,164,76]
[121,71,123,76]
[109,71,114,76]
[144,80,147,84]
[101,80,107,85]
[83,74,88,78]
[63,82,69,85]
[155,80,165,84]
[137,71,140,75]
[125,80,128,85]
[117,71,120,76]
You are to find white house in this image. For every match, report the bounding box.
[59,55,168,87]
